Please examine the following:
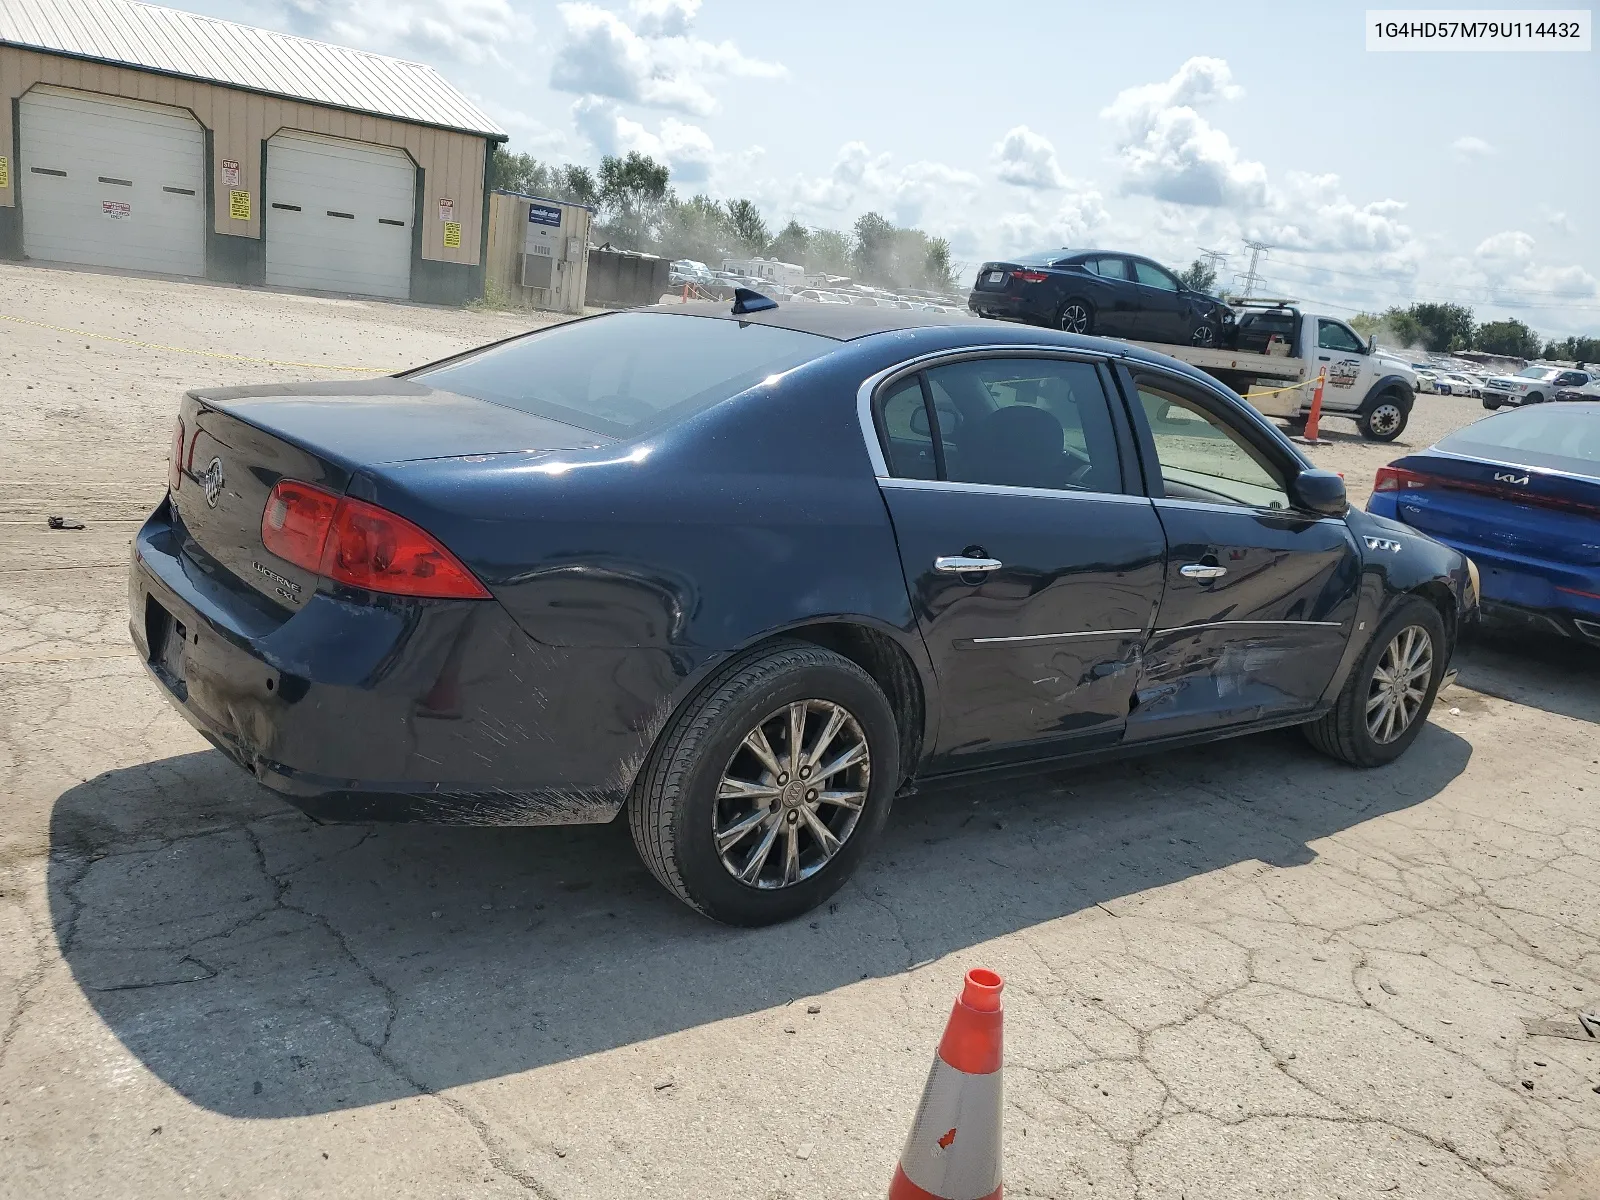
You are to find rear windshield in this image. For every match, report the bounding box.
[407,312,834,437]
[1437,407,1600,477]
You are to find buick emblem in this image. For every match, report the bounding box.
[199,457,225,508]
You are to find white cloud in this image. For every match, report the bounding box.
[1474,230,1599,300]
[1541,207,1573,235]
[993,126,1067,190]
[1256,171,1417,257]
[550,1,785,117]
[268,0,532,66]
[571,97,715,182]
[629,0,697,37]
[1451,135,1495,158]
[1101,57,1266,208]
[990,189,1111,257]
[782,141,981,230]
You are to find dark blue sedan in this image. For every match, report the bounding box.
[130,300,1474,924]
[1368,402,1600,643]
[968,249,1235,346]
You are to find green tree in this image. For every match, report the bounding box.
[1475,318,1542,358]
[923,237,955,291]
[556,164,598,207]
[596,152,671,248]
[769,219,810,265]
[1408,302,1476,352]
[657,194,733,266]
[806,228,854,277]
[725,199,770,255]
[852,212,898,283]
[1380,306,1426,348]
[489,148,549,195]
[1348,312,1384,338]
[1542,335,1600,363]
[1176,258,1218,293]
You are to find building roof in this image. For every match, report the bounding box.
[0,0,507,138]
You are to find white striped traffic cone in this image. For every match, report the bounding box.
[889,968,1004,1200]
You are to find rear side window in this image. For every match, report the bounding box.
[877,357,1123,494]
[1438,408,1600,475]
[1084,257,1129,281]
[408,312,834,437]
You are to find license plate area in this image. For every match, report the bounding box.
[984,270,1005,285]
[144,594,187,686]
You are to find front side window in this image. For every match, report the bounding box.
[1136,383,1290,509]
[408,312,833,438]
[1131,260,1180,292]
[1317,320,1366,353]
[920,358,1123,493]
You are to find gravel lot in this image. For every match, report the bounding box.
[2,262,1598,1199]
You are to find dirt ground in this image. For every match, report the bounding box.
[1,261,1598,1200]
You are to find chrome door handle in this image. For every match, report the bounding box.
[1180,563,1228,579]
[934,555,1003,574]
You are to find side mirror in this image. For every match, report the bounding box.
[1367,334,1377,354]
[1290,468,1347,516]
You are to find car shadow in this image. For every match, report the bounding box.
[49,722,1471,1119]
[1453,625,1600,725]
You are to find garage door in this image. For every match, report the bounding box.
[18,86,205,276]
[266,131,414,299]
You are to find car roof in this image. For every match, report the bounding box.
[645,299,985,340]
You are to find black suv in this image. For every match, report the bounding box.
[968,249,1235,347]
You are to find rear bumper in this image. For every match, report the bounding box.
[129,500,675,825]
[967,290,1040,322]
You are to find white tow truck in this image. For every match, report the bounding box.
[1126,300,1420,442]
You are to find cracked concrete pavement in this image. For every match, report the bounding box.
[2,262,1598,1198]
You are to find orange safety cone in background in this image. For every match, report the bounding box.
[1294,367,1330,445]
[889,969,1005,1200]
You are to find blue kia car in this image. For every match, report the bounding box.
[1368,402,1600,643]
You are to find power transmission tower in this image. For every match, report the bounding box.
[1238,240,1269,299]
[1195,247,1228,293]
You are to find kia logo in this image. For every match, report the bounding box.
[1493,471,1529,485]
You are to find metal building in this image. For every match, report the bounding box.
[0,0,507,304]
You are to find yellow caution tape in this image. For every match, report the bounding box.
[0,312,388,373]
[1245,377,1316,398]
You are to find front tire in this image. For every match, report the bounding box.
[1359,393,1408,441]
[1191,317,1220,347]
[1057,299,1094,335]
[1303,597,1447,767]
[1525,392,1545,405]
[1483,398,1501,410]
[627,640,900,926]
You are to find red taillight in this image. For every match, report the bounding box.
[261,479,341,571]
[260,479,491,600]
[1372,464,1421,493]
[1012,269,1049,283]
[168,418,186,492]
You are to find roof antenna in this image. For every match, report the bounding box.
[732,287,777,315]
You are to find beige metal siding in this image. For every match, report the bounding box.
[0,45,485,265]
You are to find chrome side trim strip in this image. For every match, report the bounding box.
[879,477,1153,504]
[968,628,1143,646]
[1153,619,1344,635]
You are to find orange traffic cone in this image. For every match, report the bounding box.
[889,969,1005,1200]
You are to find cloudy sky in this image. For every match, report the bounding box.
[183,0,1598,334]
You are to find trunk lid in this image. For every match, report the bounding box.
[172,380,609,610]
[972,261,1021,291]
[1384,450,1600,567]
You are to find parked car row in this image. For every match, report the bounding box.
[1482,364,1597,409]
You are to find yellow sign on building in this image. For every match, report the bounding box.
[443,221,462,249]
[229,190,251,220]
[0,156,9,189]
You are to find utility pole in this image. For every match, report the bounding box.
[1239,239,1269,299]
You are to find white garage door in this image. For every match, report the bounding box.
[19,86,205,276]
[266,131,414,299]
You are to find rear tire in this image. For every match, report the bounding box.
[1057,299,1095,336]
[1359,393,1408,441]
[1303,596,1447,767]
[627,640,900,926]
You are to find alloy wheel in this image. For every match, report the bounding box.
[1366,624,1434,744]
[712,699,871,889]
[1192,321,1217,346]
[1059,304,1091,334]
[1369,403,1403,436]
